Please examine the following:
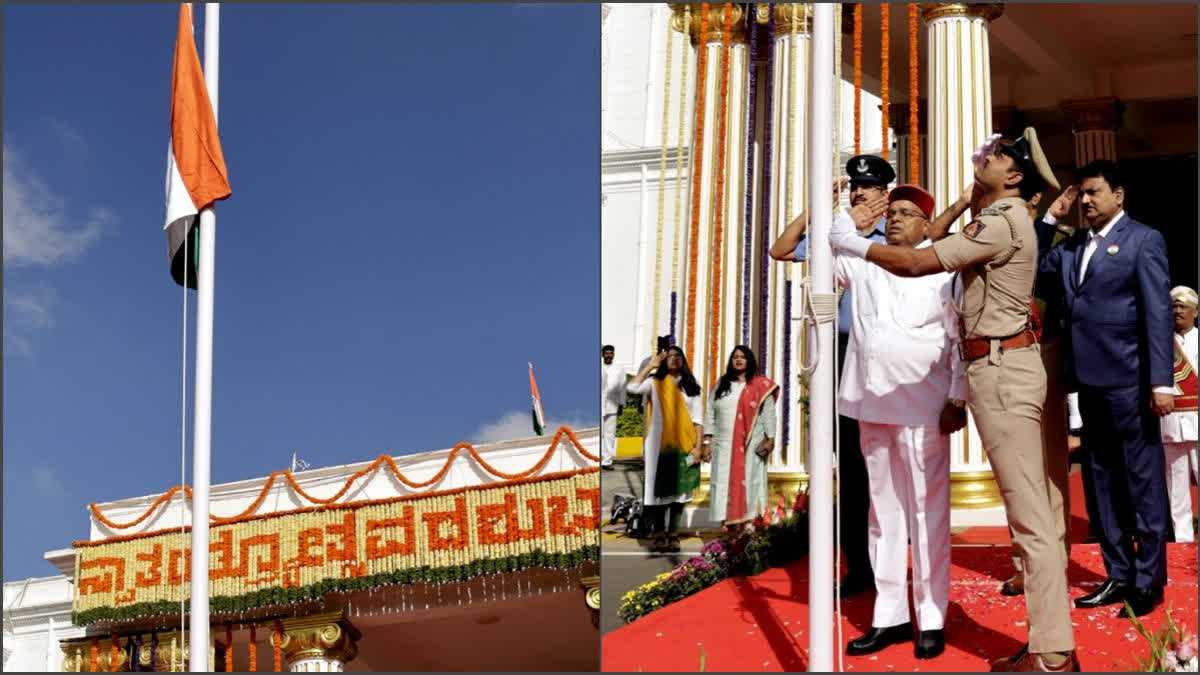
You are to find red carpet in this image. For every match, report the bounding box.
[604,472,1199,672]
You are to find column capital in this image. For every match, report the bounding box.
[887,100,928,136]
[770,4,812,36]
[1059,97,1125,133]
[59,636,133,672]
[918,3,1004,23]
[668,3,749,45]
[279,613,361,670]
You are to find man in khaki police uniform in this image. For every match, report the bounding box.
[828,127,1078,672]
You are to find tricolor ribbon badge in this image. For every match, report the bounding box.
[1106,244,1119,255]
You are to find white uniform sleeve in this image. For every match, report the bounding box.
[1067,392,1082,430]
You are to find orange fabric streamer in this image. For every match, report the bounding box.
[708,3,733,390]
[853,3,862,154]
[881,4,889,160]
[685,3,711,365]
[908,3,919,180]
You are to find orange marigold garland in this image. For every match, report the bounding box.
[109,634,118,672]
[853,3,862,154]
[881,3,889,160]
[685,3,711,364]
[272,620,283,672]
[708,2,733,390]
[225,624,233,672]
[90,637,98,672]
[908,3,919,180]
[249,624,257,672]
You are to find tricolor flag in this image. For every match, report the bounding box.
[164,3,231,289]
[529,362,546,436]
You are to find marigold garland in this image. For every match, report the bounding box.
[707,2,733,391]
[853,3,862,155]
[110,634,118,672]
[908,3,919,180]
[225,624,233,672]
[881,3,889,160]
[684,3,711,365]
[249,624,257,672]
[272,621,282,672]
[90,637,98,672]
[89,426,597,531]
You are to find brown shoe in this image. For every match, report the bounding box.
[1001,571,1025,596]
[990,649,1080,672]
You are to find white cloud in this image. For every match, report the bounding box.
[32,463,67,497]
[4,285,56,358]
[48,119,87,158]
[471,409,593,444]
[3,145,110,267]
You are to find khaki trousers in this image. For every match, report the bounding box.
[1013,337,1071,572]
[968,345,1074,654]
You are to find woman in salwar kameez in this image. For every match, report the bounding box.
[627,346,704,552]
[701,345,779,530]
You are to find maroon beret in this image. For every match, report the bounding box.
[888,184,935,219]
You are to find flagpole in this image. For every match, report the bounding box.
[189,3,219,671]
[807,4,835,672]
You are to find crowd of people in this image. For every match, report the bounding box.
[603,127,1197,672]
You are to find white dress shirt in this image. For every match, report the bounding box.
[1161,326,1198,443]
[1078,209,1123,284]
[834,235,967,428]
[602,362,626,416]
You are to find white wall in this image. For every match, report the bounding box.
[3,576,80,672]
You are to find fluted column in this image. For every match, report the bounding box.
[669,3,749,394]
[1061,97,1123,166]
[767,3,811,488]
[923,3,1005,515]
[279,614,361,672]
[888,100,928,186]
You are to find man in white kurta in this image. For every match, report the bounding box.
[835,185,967,661]
[601,345,625,469]
[1161,287,1198,542]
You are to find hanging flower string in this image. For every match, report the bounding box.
[89,426,598,531]
[757,4,774,370]
[90,637,99,673]
[653,6,674,354]
[853,3,862,154]
[249,624,257,672]
[110,634,119,672]
[225,624,233,672]
[740,2,757,346]
[272,621,282,672]
[908,3,919,180]
[880,3,889,160]
[708,2,734,390]
[685,3,711,365]
[670,4,691,345]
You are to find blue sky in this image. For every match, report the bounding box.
[3,4,599,580]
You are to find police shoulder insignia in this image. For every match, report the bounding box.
[963,219,987,239]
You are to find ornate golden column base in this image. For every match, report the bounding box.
[950,470,1003,509]
[280,612,361,672]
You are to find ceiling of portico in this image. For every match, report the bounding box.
[843,3,1198,110]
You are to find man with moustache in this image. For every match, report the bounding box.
[1034,159,1174,619]
[1160,286,1198,543]
[828,128,1079,671]
[770,153,892,598]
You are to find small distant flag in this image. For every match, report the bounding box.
[164,3,231,289]
[529,362,546,436]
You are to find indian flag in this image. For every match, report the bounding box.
[164,3,231,289]
[529,362,546,436]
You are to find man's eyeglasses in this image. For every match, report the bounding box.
[886,208,925,220]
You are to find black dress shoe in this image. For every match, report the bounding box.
[838,572,876,598]
[1074,579,1128,608]
[846,623,913,655]
[1119,587,1164,618]
[914,629,945,659]
[601,464,615,471]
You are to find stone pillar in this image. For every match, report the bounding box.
[766,2,811,493]
[922,3,1006,519]
[888,99,928,186]
[279,613,361,672]
[668,3,749,394]
[1060,97,1123,166]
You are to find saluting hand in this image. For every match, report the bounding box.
[1048,185,1079,220]
[849,195,889,232]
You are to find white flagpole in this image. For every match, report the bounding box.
[806,4,835,672]
[189,3,219,671]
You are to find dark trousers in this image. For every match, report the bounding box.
[836,332,872,579]
[1079,384,1171,590]
[1074,445,1105,540]
[644,503,685,534]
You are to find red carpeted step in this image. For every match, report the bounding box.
[602,543,1198,672]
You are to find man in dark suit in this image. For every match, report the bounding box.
[1034,159,1175,618]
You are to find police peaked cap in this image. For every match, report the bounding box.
[846,154,896,187]
[999,127,1060,192]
